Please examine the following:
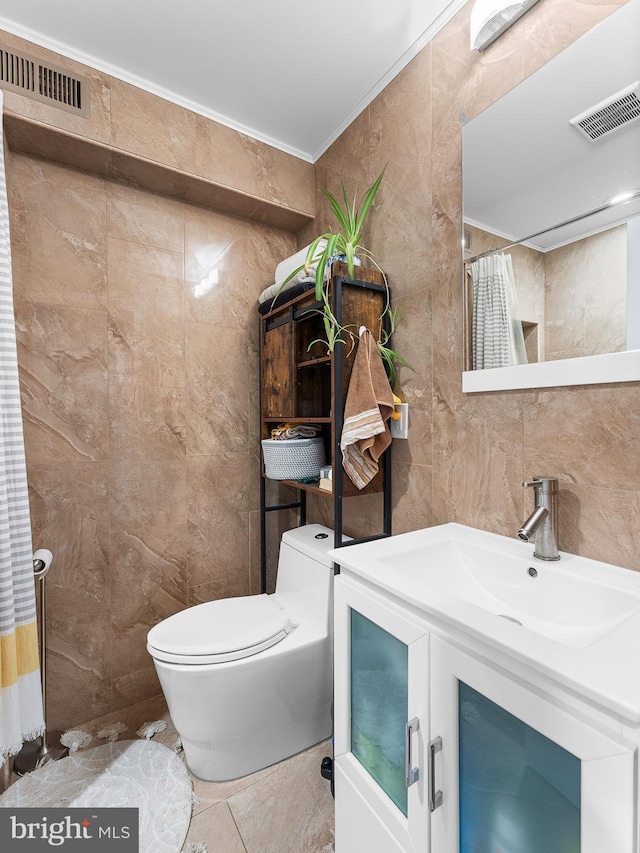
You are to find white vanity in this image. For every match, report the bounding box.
[330,524,640,852]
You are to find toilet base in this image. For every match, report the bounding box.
[184,721,332,782]
[153,629,333,782]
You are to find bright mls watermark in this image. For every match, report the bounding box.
[0,808,138,850]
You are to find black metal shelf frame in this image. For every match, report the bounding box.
[259,274,393,592]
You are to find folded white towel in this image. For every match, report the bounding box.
[258,274,315,305]
[258,240,329,305]
[275,240,327,285]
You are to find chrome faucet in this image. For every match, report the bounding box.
[518,477,560,561]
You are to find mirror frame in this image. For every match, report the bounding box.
[462,349,640,392]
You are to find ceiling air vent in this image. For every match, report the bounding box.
[570,82,640,142]
[0,47,89,117]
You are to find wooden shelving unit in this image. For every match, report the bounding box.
[258,261,393,589]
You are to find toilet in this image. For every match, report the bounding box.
[146,524,337,782]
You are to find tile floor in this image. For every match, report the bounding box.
[184,739,335,853]
[7,695,336,853]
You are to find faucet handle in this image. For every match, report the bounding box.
[523,477,559,493]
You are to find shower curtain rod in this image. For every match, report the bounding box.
[464,198,629,264]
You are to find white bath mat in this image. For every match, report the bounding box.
[0,739,191,853]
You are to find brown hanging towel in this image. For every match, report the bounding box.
[340,327,394,489]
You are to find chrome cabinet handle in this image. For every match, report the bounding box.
[405,717,420,787]
[429,736,443,812]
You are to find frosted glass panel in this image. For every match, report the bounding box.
[351,610,408,815]
[459,681,580,852]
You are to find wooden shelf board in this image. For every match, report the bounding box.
[261,473,385,499]
[262,417,332,423]
[261,476,330,497]
[280,479,331,496]
[297,356,331,369]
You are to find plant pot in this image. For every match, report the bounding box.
[326,254,362,280]
[327,253,362,267]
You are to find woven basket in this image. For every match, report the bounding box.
[261,437,326,480]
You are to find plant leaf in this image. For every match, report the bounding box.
[377,337,413,390]
[269,262,307,308]
[383,347,412,368]
[322,190,351,235]
[305,235,329,269]
[354,167,386,236]
[342,182,357,235]
[312,233,335,296]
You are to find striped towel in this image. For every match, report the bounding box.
[341,329,394,490]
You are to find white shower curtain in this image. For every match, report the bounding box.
[0,90,45,757]
[468,253,528,370]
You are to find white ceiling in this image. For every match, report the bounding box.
[0,0,463,163]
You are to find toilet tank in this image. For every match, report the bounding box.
[275,524,347,623]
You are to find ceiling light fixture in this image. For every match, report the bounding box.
[604,189,640,206]
[470,0,541,51]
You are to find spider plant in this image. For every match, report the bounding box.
[272,167,412,386]
[274,168,385,304]
[305,167,386,298]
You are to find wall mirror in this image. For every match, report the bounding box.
[462,0,640,392]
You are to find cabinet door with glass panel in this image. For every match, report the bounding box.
[335,575,637,853]
[430,636,636,853]
[334,576,431,853]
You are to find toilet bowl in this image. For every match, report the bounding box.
[147,524,337,782]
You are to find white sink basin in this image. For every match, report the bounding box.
[332,523,640,650]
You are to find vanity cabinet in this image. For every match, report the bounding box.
[334,574,637,853]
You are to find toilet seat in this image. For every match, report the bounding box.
[147,594,294,665]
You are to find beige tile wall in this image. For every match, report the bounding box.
[9,153,296,728]
[302,0,640,570]
[544,225,627,360]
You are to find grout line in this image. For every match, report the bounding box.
[226,801,250,853]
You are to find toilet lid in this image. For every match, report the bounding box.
[147,594,294,664]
